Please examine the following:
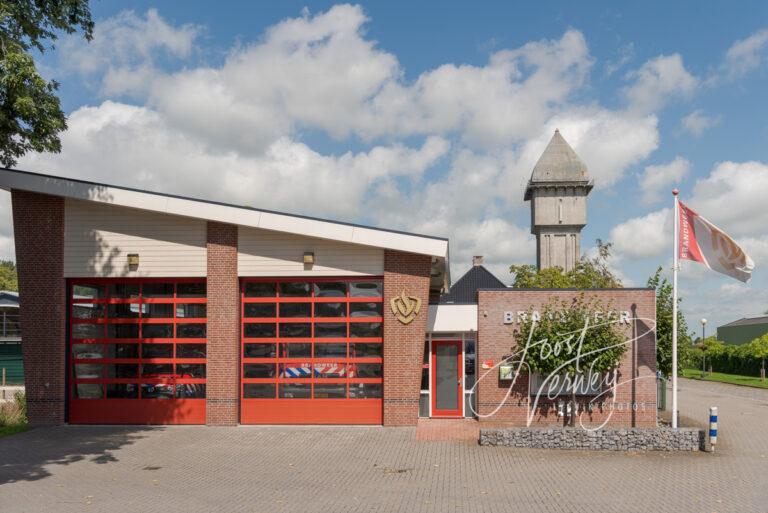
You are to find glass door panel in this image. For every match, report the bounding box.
[431,341,462,417]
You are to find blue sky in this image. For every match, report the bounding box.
[3,1,768,332]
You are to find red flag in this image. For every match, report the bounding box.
[678,201,754,282]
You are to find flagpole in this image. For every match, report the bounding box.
[672,188,680,429]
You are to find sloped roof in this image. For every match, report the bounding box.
[438,265,506,304]
[0,291,19,308]
[719,316,768,328]
[0,167,448,259]
[524,129,592,200]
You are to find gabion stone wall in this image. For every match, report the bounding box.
[479,427,703,451]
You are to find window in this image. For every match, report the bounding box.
[241,278,383,402]
[69,279,207,404]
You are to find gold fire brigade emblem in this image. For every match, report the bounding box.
[390,292,421,325]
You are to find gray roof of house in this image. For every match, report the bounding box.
[438,265,507,304]
[719,316,768,328]
[524,129,592,200]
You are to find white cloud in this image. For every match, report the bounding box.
[373,29,593,147]
[623,54,698,113]
[610,160,768,262]
[739,236,768,267]
[680,109,720,137]
[21,101,449,220]
[604,42,635,77]
[56,8,597,152]
[15,5,678,283]
[59,9,201,96]
[440,217,534,282]
[546,109,658,188]
[688,160,768,237]
[638,156,690,204]
[723,28,768,79]
[609,208,671,260]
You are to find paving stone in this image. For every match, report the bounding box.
[0,377,764,513]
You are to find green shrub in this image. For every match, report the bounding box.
[687,337,767,377]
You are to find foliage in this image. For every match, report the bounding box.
[746,335,768,371]
[0,259,17,290]
[679,342,701,371]
[0,0,93,167]
[515,297,627,376]
[683,335,768,377]
[698,336,726,357]
[0,391,26,426]
[510,240,622,289]
[513,296,627,424]
[0,423,27,437]
[647,267,692,377]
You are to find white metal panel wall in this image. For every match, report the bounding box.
[238,226,384,276]
[64,199,207,277]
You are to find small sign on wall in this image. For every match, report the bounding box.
[499,364,515,380]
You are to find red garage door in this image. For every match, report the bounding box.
[240,278,383,424]
[68,279,207,424]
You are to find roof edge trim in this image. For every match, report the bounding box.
[0,167,448,258]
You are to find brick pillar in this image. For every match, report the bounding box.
[383,250,431,426]
[206,222,239,425]
[11,190,65,426]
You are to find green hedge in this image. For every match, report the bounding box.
[682,337,767,377]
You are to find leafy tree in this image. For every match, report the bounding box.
[0,259,17,290]
[510,240,622,289]
[698,337,724,354]
[679,341,702,371]
[699,337,725,373]
[746,335,768,380]
[0,0,93,167]
[514,296,626,426]
[647,267,692,377]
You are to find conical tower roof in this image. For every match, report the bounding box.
[524,129,592,200]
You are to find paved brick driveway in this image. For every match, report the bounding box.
[1,378,766,513]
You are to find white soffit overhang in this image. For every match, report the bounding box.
[0,168,449,258]
[427,304,478,333]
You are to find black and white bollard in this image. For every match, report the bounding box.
[709,406,718,452]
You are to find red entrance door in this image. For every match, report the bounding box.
[431,340,463,417]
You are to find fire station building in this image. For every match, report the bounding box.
[2,130,657,428]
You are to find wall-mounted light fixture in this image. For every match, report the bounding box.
[303,251,315,265]
[127,253,140,267]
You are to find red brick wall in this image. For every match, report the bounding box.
[477,289,657,428]
[206,222,239,426]
[11,190,66,426]
[383,250,431,426]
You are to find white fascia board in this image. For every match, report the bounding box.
[163,196,263,227]
[351,227,447,257]
[258,211,355,241]
[0,169,448,258]
[427,304,478,333]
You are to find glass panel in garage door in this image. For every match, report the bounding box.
[68,279,207,424]
[241,278,383,424]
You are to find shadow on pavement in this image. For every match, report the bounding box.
[0,425,156,485]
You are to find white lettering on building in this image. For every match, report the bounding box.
[502,310,632,325]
